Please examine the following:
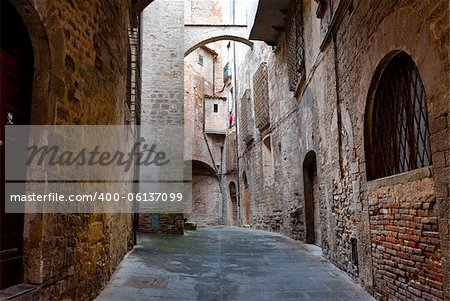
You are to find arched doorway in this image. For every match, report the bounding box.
[229,182,237,225]
[0,0,34,289]
[303,151,321,247]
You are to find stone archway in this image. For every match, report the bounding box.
[184,25,253,56]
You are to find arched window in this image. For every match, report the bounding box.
[365,52,432,180]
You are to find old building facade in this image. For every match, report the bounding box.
[0,0,152,299]
[1,0,448,300]
[232,0,449,300]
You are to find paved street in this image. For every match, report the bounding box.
[96,227,375,301]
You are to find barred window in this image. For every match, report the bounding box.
[253,63,270,130]
[286,0,305,91]
[365,52,432,180]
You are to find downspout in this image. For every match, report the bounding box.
[329,0,344,179]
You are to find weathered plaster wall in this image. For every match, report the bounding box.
[233,0,449,300]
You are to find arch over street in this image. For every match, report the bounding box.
[185,24,253,56]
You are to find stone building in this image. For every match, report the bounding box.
[232,0,449,300]
[181,0,254,228]
[0,0,152,299]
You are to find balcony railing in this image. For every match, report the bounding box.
[223,62,232,82]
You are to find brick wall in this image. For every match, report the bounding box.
[368,173,442,300]
[233,0,448,299]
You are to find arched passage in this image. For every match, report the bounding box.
[185,35,253,57]
[188,160,221,227]
[303,151,321,246]
[0,0,34,288]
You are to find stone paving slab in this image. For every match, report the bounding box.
[95,227,375,301]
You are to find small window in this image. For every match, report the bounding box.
[198,54,204,66]
[365,52,432,180]
[213,103,219,113]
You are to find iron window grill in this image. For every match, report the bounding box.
[365,52,432,180]
[286,0,305,92]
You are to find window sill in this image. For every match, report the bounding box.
[366,166,433,191]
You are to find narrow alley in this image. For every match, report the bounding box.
[96,227,374,301]
[0,0,448,300]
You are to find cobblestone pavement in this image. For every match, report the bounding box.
[96,227,375,301]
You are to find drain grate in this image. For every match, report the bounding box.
[125,276,168,289]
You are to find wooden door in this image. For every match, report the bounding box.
[229,182,237,225]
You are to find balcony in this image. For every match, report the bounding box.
[223,62,232,82]
[248,0,290,45]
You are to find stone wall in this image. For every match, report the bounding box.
[7,0,142,299]
[233,0,449,299]
[139,213,184,235]
[141,0,184,126]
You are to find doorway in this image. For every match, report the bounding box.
[0,0,34,289]
[303,151,321,247]
[229,182,237,225]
